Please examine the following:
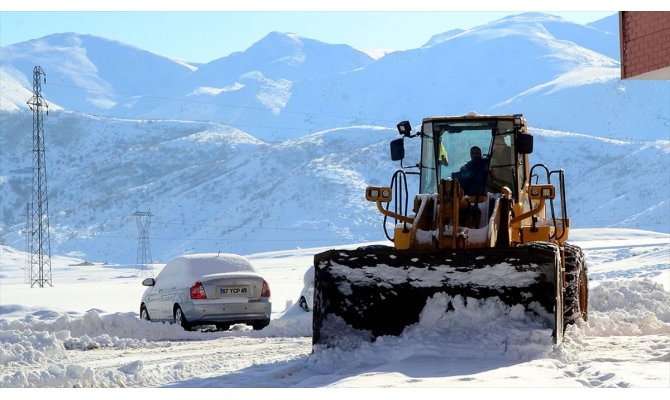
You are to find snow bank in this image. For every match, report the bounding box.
[259,301,312,337]
[414,293,554,358]
[1,231,668,388]
[310,276,670,375]
[0,305,311,388]
[583,279,670,336]
[310,293,555,372]
[0,310,194,360]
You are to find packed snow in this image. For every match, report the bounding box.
[1,228,668,391]
[328,262,543,288]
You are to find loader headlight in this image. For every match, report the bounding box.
[529,186,554,199]
[397,121,412,137]
[366,186,392,202]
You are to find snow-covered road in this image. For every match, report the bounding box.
[1,332,311,388]
[1,229,668,389]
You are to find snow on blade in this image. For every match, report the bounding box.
[328,262,541,288]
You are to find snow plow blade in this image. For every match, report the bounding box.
[312,243,563,348]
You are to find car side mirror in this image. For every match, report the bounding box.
[142,278,155,287]
[390,138,405,161]
[516,134,533,154]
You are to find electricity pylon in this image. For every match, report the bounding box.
[134,211,153,276]
[27,66,52,288]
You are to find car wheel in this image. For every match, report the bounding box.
[215,323,231,331]
[299,296,309,311]
[252,318,270,331]
[140,305,150,321]
[174,305,191,331]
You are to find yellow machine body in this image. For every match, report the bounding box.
[312,114,588,348]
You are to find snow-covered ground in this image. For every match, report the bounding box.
[0,228,669,391]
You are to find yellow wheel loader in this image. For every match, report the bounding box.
[312,113,588,347]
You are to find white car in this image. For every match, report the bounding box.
[298,265,314,312]
[140,253,271,331]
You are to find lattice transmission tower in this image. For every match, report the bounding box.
[24,202,31,284]
[27,66,52,288]
[134,211,154,276]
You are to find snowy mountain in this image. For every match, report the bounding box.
[0,110,668,264]
[113,31,375,131]
[0,111,400,263]
[278,13,667,141]
[1,13,668,141]
[0,30,375,140]
[0,33,197,114]
[0,12,668,264]
[587,13,621,42]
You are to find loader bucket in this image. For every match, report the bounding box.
[312,242,563,348]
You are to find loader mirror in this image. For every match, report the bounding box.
[397,121,412,137]
[516,134,533,154]
[390,138,405,161]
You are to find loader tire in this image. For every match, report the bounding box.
[563,243,588,326]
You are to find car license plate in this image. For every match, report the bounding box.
[219,286,249,296]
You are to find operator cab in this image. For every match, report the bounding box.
[416,114,531,201]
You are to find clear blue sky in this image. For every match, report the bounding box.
[0,2,618,64]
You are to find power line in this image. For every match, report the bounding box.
[43,104,386,138]
[152,220,378,232]
[41,81,400,129]
[81,233,379,243]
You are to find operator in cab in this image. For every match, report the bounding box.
[453,146,489,196]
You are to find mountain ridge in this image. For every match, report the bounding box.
[0,111,667,263]
[2,12,667,141]
[1,12,668,263]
